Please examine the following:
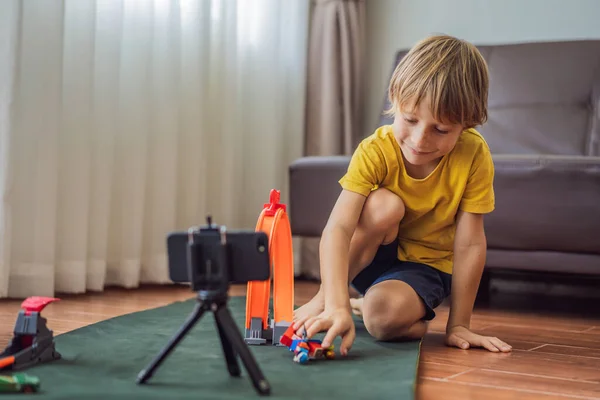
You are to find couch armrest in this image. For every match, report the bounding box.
[288,156,350,237]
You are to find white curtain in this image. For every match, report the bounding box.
[0,0,309,298]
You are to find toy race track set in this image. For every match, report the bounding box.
[0,296,61,372]
[0,296,61,393]
[243,189,335,364]
[0,189,332,397]
[245,189,295,346]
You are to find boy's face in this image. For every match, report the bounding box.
[392,95,463,169]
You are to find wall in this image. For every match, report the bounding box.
[364,0,600,136]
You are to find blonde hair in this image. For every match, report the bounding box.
[386,34,489,128]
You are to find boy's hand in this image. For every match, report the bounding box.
[446,325,512,353]
[293,307,355,356]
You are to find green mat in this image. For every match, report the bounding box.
[3,296,420,399]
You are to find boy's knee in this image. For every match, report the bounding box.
[360,188,405,240]
[362,291,418,341]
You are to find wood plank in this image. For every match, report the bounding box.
[418,378,572,400]
[452,369,600,399]
[475,325,600,349]
[422,332,546,352]
[420,335,600,382]
[423,349,600,383]
[432,308,599,333]
[531,345,600,359]
[583,327,599,335]
[418,362,473,380]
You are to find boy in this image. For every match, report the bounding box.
[293,34,512,356]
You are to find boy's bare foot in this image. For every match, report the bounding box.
[293,286,325,326]
[350,297,364,317]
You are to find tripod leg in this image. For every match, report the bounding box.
[137,302,206,384]
[215,313,241,377]
[215,306,271,396]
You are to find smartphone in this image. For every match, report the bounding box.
[166,229,271,285]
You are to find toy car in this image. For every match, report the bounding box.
[280,325,334,364]
[291,339,335,364]
[0,373,40,393]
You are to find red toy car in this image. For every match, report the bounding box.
[280,325,334,364]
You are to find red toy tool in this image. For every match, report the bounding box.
[0,296,61,371]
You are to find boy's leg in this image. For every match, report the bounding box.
[346,188,405,281]
[293,188,405,321]
[353,260,451,341]
[361,280,427,341]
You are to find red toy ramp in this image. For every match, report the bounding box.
[245,189,294,345]
[21,296,60,314]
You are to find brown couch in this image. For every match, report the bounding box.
[289,39,600,277]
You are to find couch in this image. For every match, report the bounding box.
[288,39,600,279]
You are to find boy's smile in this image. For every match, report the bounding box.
[404,144,436,156]
[392,95,463,176]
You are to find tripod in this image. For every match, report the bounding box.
[136,221,271,396]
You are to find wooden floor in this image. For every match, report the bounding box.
[1,280,600,399]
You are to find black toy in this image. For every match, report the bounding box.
[0,297,61,371]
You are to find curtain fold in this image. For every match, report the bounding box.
[305,0,365,156]
[0,0,310,298]
[299,0,366,279]
[0,0,20,297]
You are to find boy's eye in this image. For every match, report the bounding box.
[404,118,417,124]
[435,128,449,134]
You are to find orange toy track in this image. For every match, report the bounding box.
[244,189,295,346]
[0,296,61,371]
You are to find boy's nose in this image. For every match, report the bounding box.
[413,130,428,149]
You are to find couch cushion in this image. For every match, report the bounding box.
[288,156,349,237]
[378,40,600,156]
[487,250,600,275]
[487,155,600,255]
[593,74,600,156]
[288,155,600,256]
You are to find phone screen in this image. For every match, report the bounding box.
[166,230,270,285]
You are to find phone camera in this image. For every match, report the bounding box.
[257,237,267,253]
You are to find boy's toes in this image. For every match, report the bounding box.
[350,297,364,317]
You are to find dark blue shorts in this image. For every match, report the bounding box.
[351,239,452,320]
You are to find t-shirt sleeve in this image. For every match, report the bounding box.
[459,142,495,214]
[338,139,386,197]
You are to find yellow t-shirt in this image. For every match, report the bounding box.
[338,125,495,275]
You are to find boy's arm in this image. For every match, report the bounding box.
[321,139,384,309]
[302,136,384,354]
[302,189,366,355]
[445,210,512,353]
[447,210,486,330]
[320,189,366,309]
